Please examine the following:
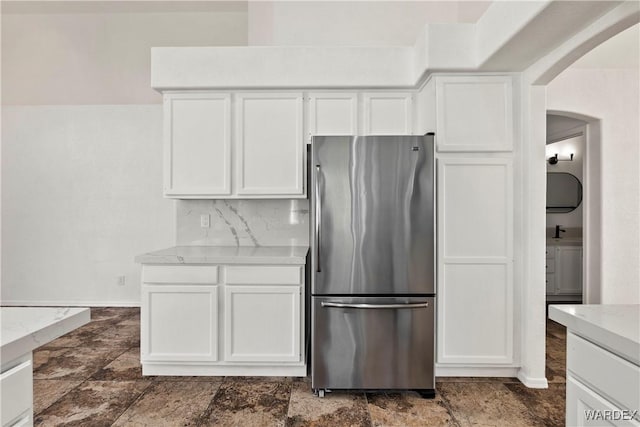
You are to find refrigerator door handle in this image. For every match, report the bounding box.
[321,302,429,309]
[315,165,322,273]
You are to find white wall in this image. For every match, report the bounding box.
[1,105,173,305]
[248,1,491,46]
[1,6,248,305]
[1,6,248,105]
[547,67,640,304]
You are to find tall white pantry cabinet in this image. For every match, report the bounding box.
[426,75,516,371]
[156,75,517,377]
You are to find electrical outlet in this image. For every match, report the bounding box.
[117,276,126,286]
[200,214,210,228]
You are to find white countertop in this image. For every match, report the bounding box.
[546,237,583,246]
[135,245,309,265]
[549,304,640,365]
[1,307,90,365]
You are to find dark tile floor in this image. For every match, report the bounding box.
[32,307,567,426]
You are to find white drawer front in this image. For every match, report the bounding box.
[1,358,32,427]
[143,265,218,284]
[568,332,640,413]
[567,374,640,426]
[225,266,302,285]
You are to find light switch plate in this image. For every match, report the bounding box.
[200,214,210,228]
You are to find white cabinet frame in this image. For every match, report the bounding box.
[308,92,358,138]
[437,157,514,365]
[235,92,305,196]
[224,285,301,363]
[163,92,231,197]
[362,92,413,135]
[435,76,513,152]
[141,284,219,362]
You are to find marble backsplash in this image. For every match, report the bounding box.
[176,199,310,247]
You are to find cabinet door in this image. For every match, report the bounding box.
[164,93,231,197]
[437,158,514,365]
[363,92,413,135]
[0,355,32,427]
[224,285,301,362]
[308,93,358,137]
[236,93,304,196]
[142,284,218,362]
[566,375,638,427]
[556,247,583,295]
[435,76,513,152]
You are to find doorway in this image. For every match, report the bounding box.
[545,113,588,306]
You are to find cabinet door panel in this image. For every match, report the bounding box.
[363,93,413,135]
[142,285,218,362]
[0,356,32,427]
[224,286,301,362]
[437,158,514,364]
[236,93,304,196]
[439,263,513,364]
[436,76,513,152]
[308,93,358,136]
[164,93,231,196]
[557,247,582,294]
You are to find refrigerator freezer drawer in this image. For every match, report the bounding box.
[311,296,435,391]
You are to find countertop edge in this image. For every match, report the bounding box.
[1,308,91,365]
[135,246,309,265]
[549,305,640,365]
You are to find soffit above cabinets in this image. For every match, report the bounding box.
[150,1,632,91]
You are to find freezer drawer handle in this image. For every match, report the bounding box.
[321,302,429,309]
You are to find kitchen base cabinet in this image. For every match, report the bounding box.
[1,354,32,427]
[142,285,218,363]
[140,263,306,377]
[550,306,640,427]
[224,286,301,363]
[546,245,583,301]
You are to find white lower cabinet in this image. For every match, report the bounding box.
[142,285,218,362]
[140,264,305,377]
[224,286,300,362]
[566,332,640,426]
[0,355,32,427]
[546,245,583,299]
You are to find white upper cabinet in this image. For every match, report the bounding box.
[236,93,304,196]
[363,92,413,135]
[435,76,513,152]
[164,93,231,197]
[163,92,306,199]
[308,92,358,138]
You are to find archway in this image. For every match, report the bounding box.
[518,5,639,388]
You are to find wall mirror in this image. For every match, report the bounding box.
[546,172,583,213]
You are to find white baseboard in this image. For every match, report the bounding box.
[435,365,520,378]
[143,363,307,377]
[517,369,549,389]
[0,300,140,308]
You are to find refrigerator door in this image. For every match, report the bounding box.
[312,135,435,296]
[311,296,435,390]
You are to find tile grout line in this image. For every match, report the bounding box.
[436,386,464,427]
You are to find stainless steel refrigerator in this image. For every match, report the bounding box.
[311,135,436,397]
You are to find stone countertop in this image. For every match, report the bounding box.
[546,237,583,246]
[135,245,309,265]
[549,304,640,365]
[1,307,90,364]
